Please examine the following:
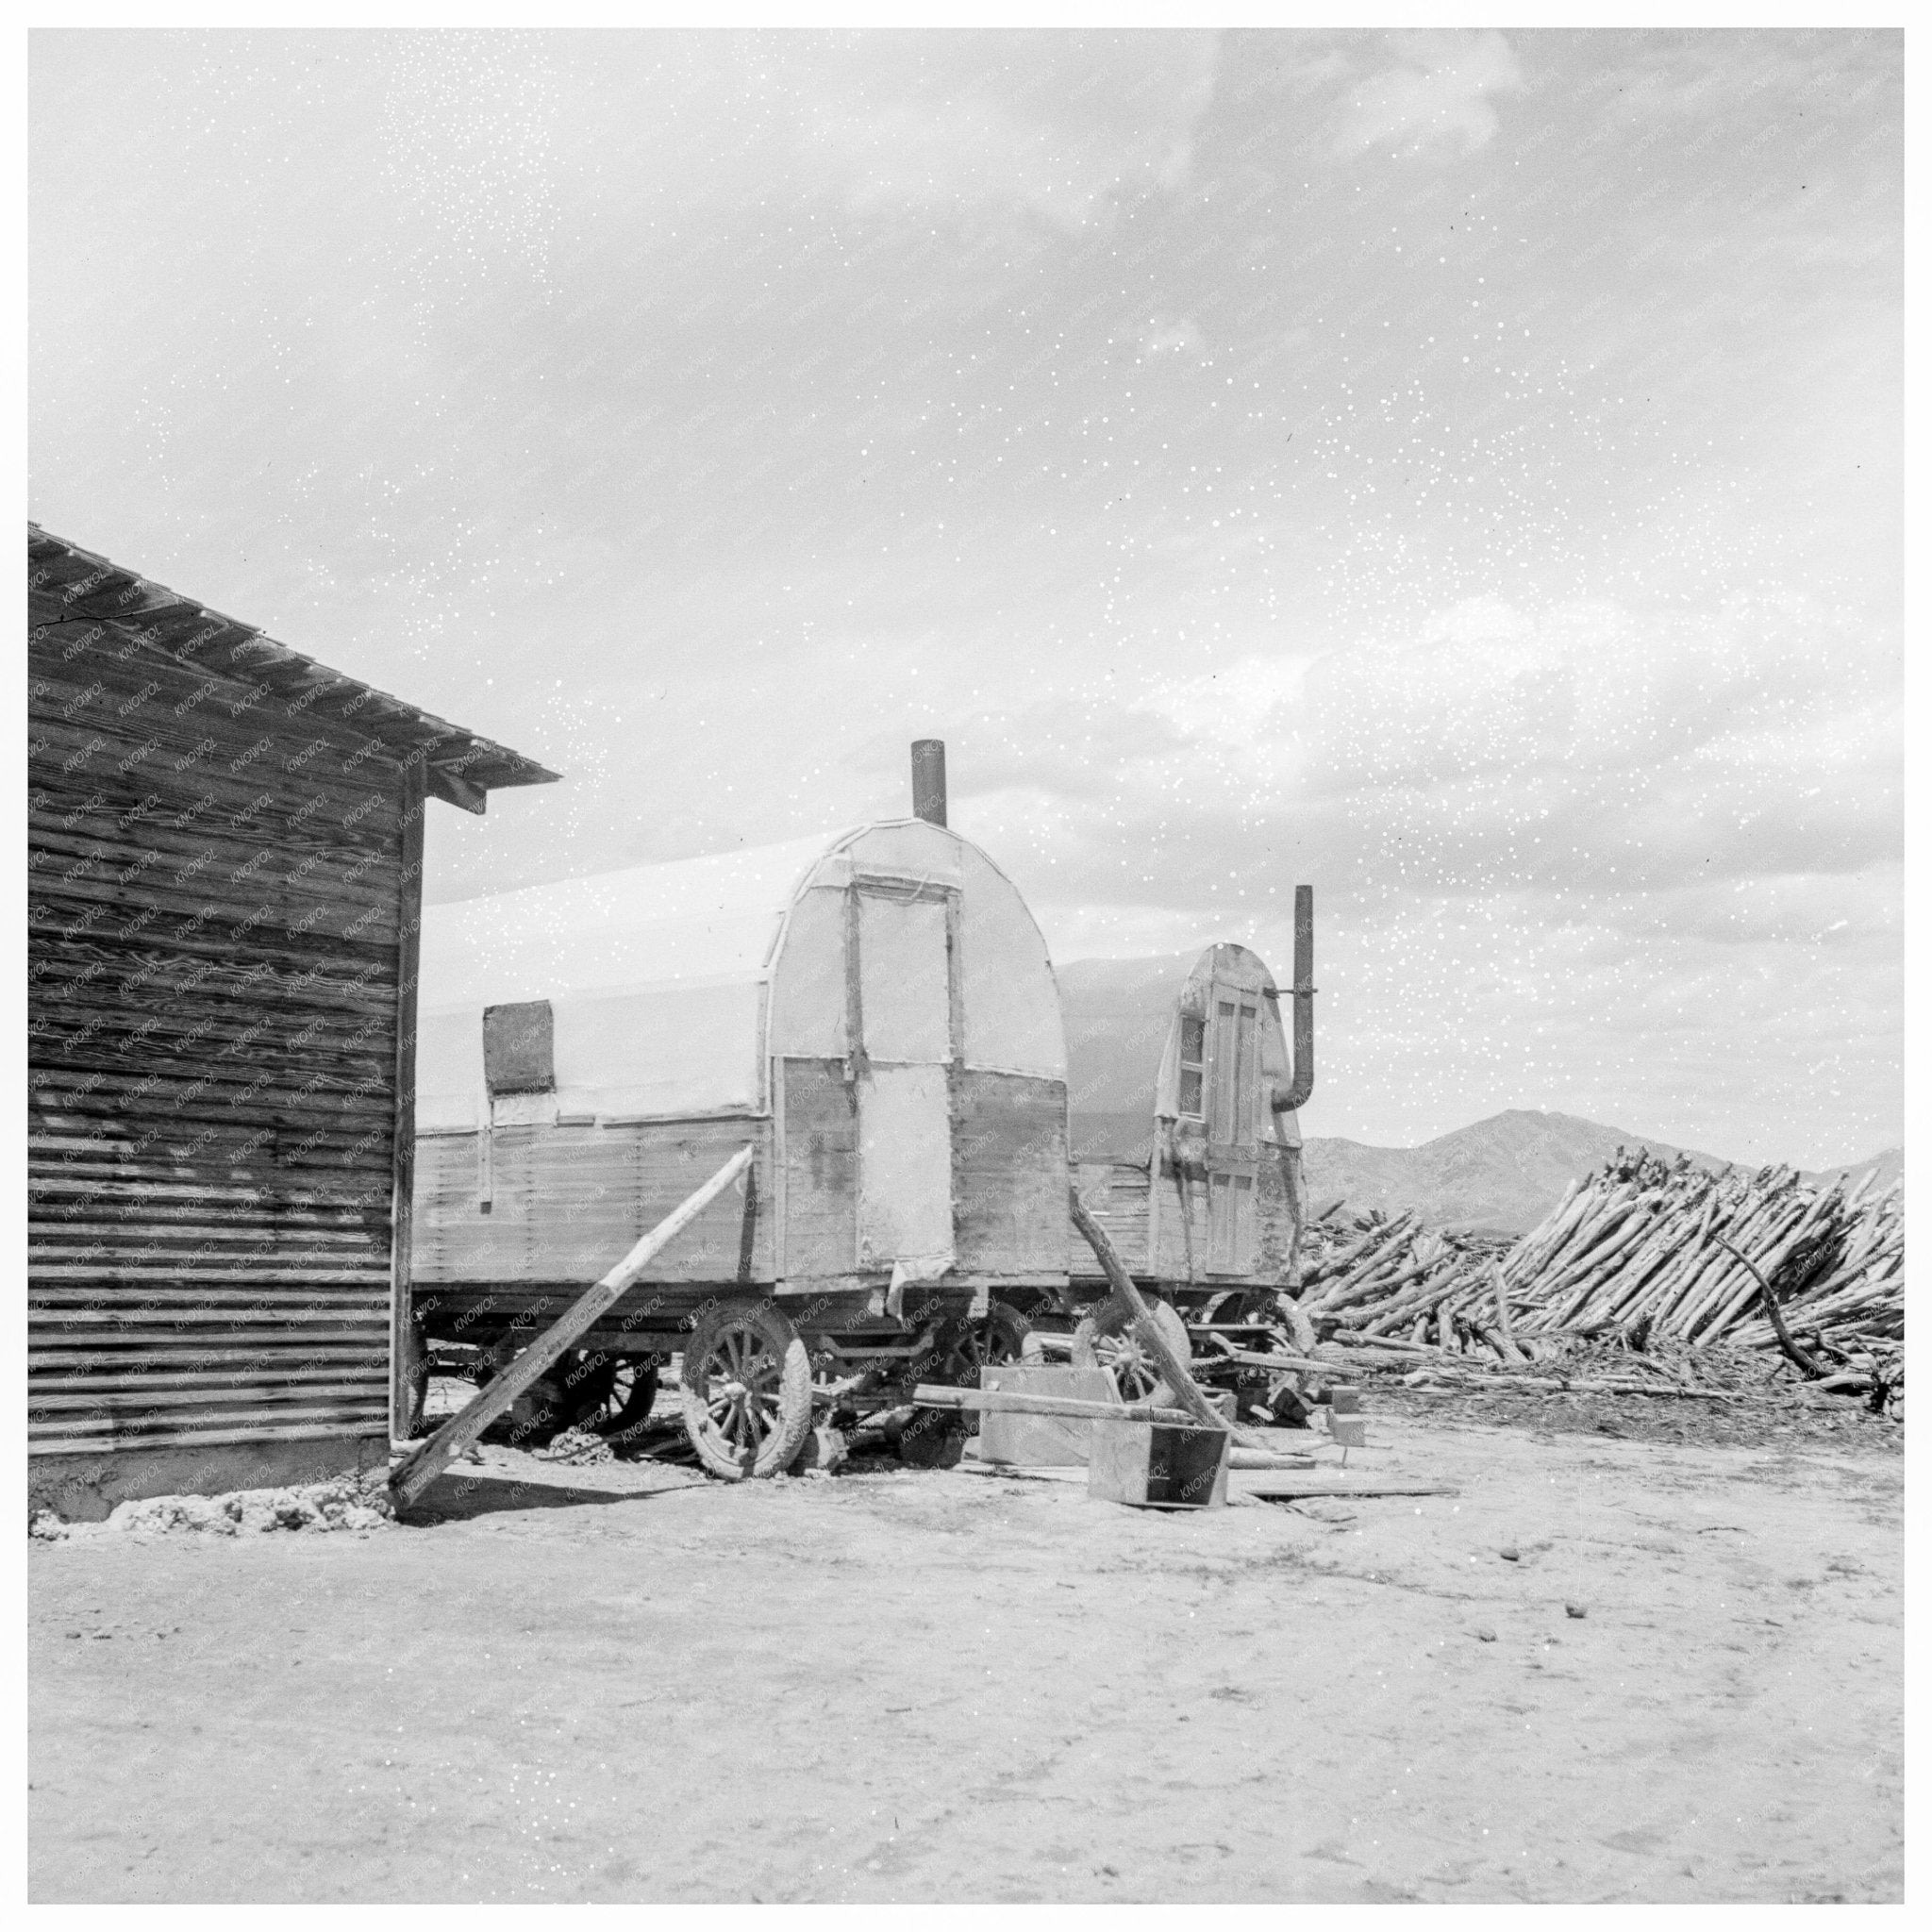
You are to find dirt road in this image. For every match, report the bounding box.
[29,1412,1902,1903]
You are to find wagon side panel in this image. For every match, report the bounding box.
[1254,1146,1300,1287]
[412,1118,774,1287]
[1145,1160,1208,1286]
[953,1070,1070,1281]
[1068,1157,1155,1281]
[776,1055,858,1286]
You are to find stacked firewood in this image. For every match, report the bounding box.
[1297,1210,1509,1346]
[1292,1152,1903,1411]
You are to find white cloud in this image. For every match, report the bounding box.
[951,586,1899,1160]
[1333,29,1524,158]
[1135,314,1206,359]
[783,34,1222,231]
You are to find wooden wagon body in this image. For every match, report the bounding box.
[407,813,1072,1473]
[1066,941,1307,1295]
[1044,908,1316,1407]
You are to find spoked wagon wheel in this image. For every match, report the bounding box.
[1072,1294,1192,1406]
[940,1301,1041,1380]
[474,1336,575,1449]
[678,1302,813,1480]
[560,1352,661,1449]
[1198,1289,1274,1329]
[938,1300,1041,1436]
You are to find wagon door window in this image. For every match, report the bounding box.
[1201,983,1260,1274]
[1206,992,1259,1146]
[850,883,957,1274]
[854,891,951,1064]
[1208,1000,1235,1141]
[1232,999,1257,1141]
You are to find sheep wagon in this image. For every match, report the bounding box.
[408,790,1071,1476]
[1055,894,1316,1406]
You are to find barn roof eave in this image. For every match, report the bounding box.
[27,522,558,810]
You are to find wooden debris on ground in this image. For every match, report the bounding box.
[1241,1478,1459,1501]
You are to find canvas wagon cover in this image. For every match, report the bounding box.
[417,820,1063,1128]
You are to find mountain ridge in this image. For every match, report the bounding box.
[1058,955,1897,1234]
[1300,1111,1897,1236]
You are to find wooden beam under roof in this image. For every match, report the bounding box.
[27,524,558,799]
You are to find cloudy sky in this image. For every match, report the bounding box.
[31,28,1902,1166]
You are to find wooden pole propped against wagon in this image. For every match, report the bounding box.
[391,1144,755,1507]
[1070,1185,1285,1450]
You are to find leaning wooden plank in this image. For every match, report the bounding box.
[1070,1185,1253,1441]
[912,1384,1195,1426]
[390,1143,755,1507]
[955,1459,1089,1485]
[1242,1479,1458,1499]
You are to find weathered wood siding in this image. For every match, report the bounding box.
[413,1118,774,1288]
[953,1071,1069,1279]
[27,617,408,1459]
[779,1057,858,1281]
[1071,1157,1156,1276]
[1144,1153,1296,1287]
[411,1066,1071,1303]
[1069,1150,1299,1290]
[1253,1146,1302,1285]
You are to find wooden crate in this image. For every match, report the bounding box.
[1087,1417,1229,1510]
[974,1364,1122,1467]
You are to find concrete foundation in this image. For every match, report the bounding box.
[27,1434,391,1524]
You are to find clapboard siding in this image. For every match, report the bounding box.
[413,1073,1074,1307]
[1070,1158,1157,1276]
[27,613,405,1462]
[413,1118,774,1289]
[1066,1151,1300,1289]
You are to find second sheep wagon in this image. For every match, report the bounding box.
[1048,892,1316,1409]
[408,796,1071,1475]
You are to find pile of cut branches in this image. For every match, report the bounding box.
[1292,1154,1903,1418]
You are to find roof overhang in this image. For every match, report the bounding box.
[27,523,559,812]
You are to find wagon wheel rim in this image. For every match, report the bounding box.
[591,1357,659,1441]
[1092,1330,1164,1402]
[947,1324,1015,1379]
[696,1324,788,1460]
[608,1360,642,1417]
[958,1330,996,1373]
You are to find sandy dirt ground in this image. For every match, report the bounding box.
[29,1410,1902,1904]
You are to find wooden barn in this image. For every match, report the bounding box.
[26,525,555,1518]
[408,751,1073,1476]
[1054,903,1315,1390]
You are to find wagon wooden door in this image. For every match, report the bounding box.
[848,880,958,1280]
[1202,980,1262,1275]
